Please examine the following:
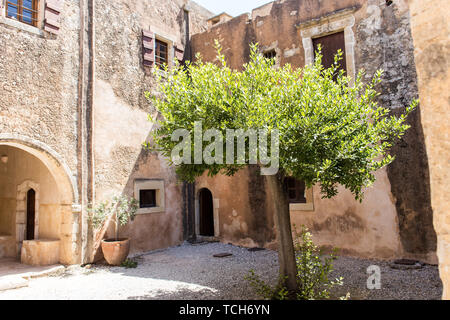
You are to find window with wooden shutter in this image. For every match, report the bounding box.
[44,0,63,34]
[142,30,155,67]
[285,177,307,204]
[5,0,39,27]
[313,31,347,76]
[174,43,184,63]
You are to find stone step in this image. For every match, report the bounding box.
[0,265,66,292]
[0,276,28,292]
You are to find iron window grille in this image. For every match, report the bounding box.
[263,50,277,60]
[155,39,168,68]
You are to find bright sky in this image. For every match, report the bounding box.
[193,0,273,17]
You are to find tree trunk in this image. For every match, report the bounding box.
[265,174,298,294]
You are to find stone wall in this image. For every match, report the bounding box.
[0,0,80,180]
[0,0,214,261]
[93,0,213,254]
[408,0,450,300]
[191,0,436,262]
[0,1,81,264]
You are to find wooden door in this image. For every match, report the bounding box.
[199,189,214,237]
[26,189,35,240]
[313,31,347,75]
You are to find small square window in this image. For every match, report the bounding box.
[134,180,165,214]
[139,190,156,208]
[285,177,307,204]
[285,177,314,211]
[263,50,277,60]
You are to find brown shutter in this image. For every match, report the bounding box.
[142,30,155,67]
[174,43,185,62]
[44,0,64,34]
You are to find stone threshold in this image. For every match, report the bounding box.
[0,265,65,292]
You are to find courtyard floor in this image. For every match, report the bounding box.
[0,242,443,300]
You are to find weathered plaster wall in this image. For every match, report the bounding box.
[93,0,213,254]
[192,0,435,261]
[291,169,402,259]
[196,166,277,248]
[354,1,436,260]
[408,0,450,299]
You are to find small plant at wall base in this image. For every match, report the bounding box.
[245,226,349,300]
[121,258,138,269]
[88,195,138,266]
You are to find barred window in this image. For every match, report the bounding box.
[285,177,307,204]
[155,39,168,68]
[6,0,39,27]
[263,50,276,60]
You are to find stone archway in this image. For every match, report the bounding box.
[0,134,78,204]
[0,134,81,265]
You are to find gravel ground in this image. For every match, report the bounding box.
[0,242,442,300]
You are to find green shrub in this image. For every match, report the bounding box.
[245,225,348,300]
[121,259,138,269]
[245,270,289,300]
[293,225,344,300]
[88,195,138,240]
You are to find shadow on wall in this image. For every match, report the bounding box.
[90,127,184,262]
[386,106,437,259]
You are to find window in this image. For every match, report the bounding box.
[139,189,156,208]
[300,12,356,84]
[263,50,277,60]
[6,0,38,27]
[155,39,168,68]
[134,180,165,214]
[285,177,307,204]
[313,31,347,77]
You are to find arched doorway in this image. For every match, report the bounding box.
[0,134,79,264]
[199,188,214,237]
[26,189,36,241]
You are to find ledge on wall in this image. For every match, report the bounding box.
[0,16,44,37]
[295,6,359,29]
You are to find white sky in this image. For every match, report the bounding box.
[193,0,273,17]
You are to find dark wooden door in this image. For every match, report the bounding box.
[26,189,35,240]
[313,31,347,75]
[199,189,214,237]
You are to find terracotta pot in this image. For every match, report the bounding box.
[101,238,130,266]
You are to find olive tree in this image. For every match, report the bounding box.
[146,42,416,293]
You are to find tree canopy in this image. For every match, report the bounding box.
[148,42,416,201]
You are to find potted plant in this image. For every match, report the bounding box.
[89,195,138,266]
